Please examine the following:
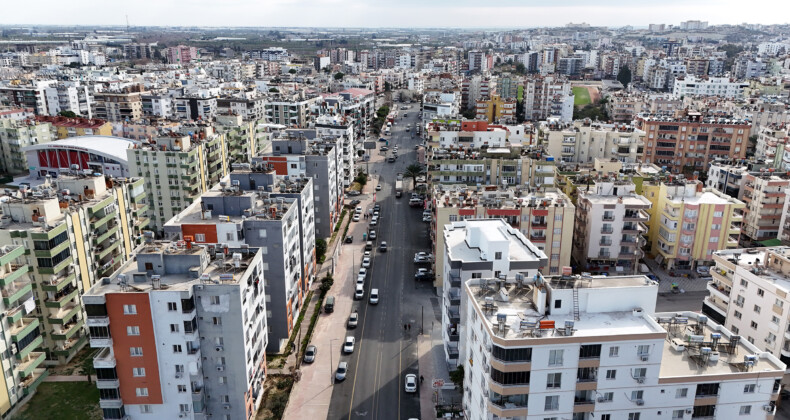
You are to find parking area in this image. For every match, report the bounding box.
[642,257,711,293]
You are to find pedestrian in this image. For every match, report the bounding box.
[404,324,408,330]
[407,323,411,331]
[420,375,424,384]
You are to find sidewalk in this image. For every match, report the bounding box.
[416,296,461,420]
[282,174,382,420]
[268,290,321,376]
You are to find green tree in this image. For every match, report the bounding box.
[315,237,327,263]
[58,110,78,118]
[616,66,632,88]
[404,163,425,186]
[334,72,345,80]
[384,81,392,92]
[288,68,296,74]
[514,62,526,75]
[269,87,279,93]
[461,108,476,119]
[449,364,464,390]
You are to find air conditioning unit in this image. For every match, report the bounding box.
[223,404,231,410]
[636,377,645,384]
[597,397,606,403]
[175,372,182,378]
[217,366,225,372]
[685,408,693,414]
[763,404,774,412]
[636,399,644,406]
[179,414,186,418]
[196,285,204,290]
[640,354,649,361]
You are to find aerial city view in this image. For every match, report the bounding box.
[1,1,790,419]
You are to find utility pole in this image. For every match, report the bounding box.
[421,306,424,335]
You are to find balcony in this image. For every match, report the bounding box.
[93,347,116,368]
[86,316,110,327]
[448,289,461,306]
[0,262,29,287]
[447,307,460,323]
[51,319,84,341]
[530,234,546,242]
[21,368,48,396]
[599,240,612,246]
[446,327,459,342]
[10,318,39,342]
[44,287,79,308]
[2,280,32,306]
[96,378,120,389]
[16,352,46,378]
[448,272,460,288]
[601,227,613,234]
[531,219,547,228]
[707,281,730,301]
[89,334,112,348]
[487,400,528,417]
[41,271,76,292]
[53,335,87,357]
[703,296,727,317]
[48,302,82,324]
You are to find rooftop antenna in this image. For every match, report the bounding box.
[126,14,130,32]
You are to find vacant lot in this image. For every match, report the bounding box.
[572,87,591,106]
[12,382,102,420]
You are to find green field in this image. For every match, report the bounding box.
[12,382,102,420]
[572,87,591,106]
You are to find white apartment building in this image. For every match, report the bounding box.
[740,173,790,243]
[44,83,93,118]
[524,76,574,123]
[545,121,645,165]
[704,246,790,368]
[83,241,267,420]
[441,219,548,366]
[672,76,748,99]
[461,272,784,420]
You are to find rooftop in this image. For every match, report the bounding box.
[23,135,137,165]
[713,247,790,292]
[433,185,571,210]
[444,219,546,264]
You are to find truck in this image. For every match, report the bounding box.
[395,173,404,197]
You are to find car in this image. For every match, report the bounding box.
[335,361,348,382]
[696,266,711,275]
[356,274,365,286]
[646,274,659,282]
[354,284,364,300]
[344,235,353,243]
[379,241,388,252]
[348,199,361,207]
[415,268,430,276]
[404,374,417,393]
[362,257,371,268]
[355,206,362,214]
[303,345,317,363]
[363,251,371,258]
[343,336,355,353]
[347,190,361,196]
[373,211,380,219]
[414,252,433,263]
[376,185,382,191]
[353,214,360,222]
[380,146,389,151]
[369,288,379,305]
[369,218,378,226]
[369,230,377,239]
[365,241,373,250]
[373,204,381,212]
[347,311,359,328]
[358,267,367,278]
[416,176,426,183]
[422,216,432,222]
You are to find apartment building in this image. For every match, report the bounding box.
[606,94,645,122]
[672,76,748,99]
[313,115,356,187]
[173,96,217,121]
[461,273,784,420]
[214,114,268,165]
[431,186,573,288]
[0,175,147,366]
[43,83,94,118]
[637,111,750,173]
[94,88,145,123]
[740,172,790,243]
[34,115,112,139]
[467,50,489,73]
[127,130,229,234]
[643,179,745,270]
[475,94,516,124]
[706,160,772,200]
[754,125,789,167]
[254,138,343,238]
[441,219,547,366]
[163,175,315,353]
[523,75,574,123]
[165,45,199,64]
[265,92,319,127]
[0,119,52,175]
[545,120,645,165]
[573,180,651,274]
[216,97,267,122]
[426,146,554,189]
[703,247,790,367]
[0,81,57,116]
[141,94,173,119]
[83,241,267,420]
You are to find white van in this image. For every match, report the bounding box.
[355,284,364,300]
[369,288,379,305]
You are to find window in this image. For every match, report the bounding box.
[178,385,187,393]
[170,324,179,333]
[740,405,751,415]
[495,252,502,260]
[609,346,619,357]
[757,288,765,297]
[772,316,780,324]
[546,372,561,388]
[554,300,562,309]
[637,345,650,356]
[127,326,140,336]
[754,305,761,314]
[672,410,684,419]
[141,405,152,413]
[740,279,748,287]
[628,414,641,420]
[123,304,137,315]
[544,395,559,411]
[633,368,647,379]
[631,390,644,400]
[734,310,742,319]
[744,384,756,393]
[548,349,563,366]
[213,317,222,326]
[167,302,177,311]
[676,388,688,398]
[601,392,614,402]
[136,388,148,397]
[130,347,143,357]
[210,296,221,305]
[133,368,145,377]
[179,404,190,413]
[601,415,611,420]
[606,369,616,379]
[776,299,784,308]
[195,233,206,242]
[219,376,227,384]
[173,344,183,353]
[751,321,758,329]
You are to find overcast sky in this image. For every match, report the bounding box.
[3,0,789,28]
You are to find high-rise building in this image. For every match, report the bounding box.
[475,94,517,124]
[94,87,146,123]
[739,172,790,243]
[545,120,645,165]
[83,241,267,420]
[0,118,52,175]
[523,76,574,123]
[165,45,198,64]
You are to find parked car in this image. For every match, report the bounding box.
[352,214,360,222]
[369,218,378,227]
[347,190,361,196]
[369,230,377,240]
[373,204,381,212]
[354,284,364,300]
[358,267,367,278]
[347,311,359,328]
[365,241,373,251]
[303,345,317,363]
[362,257,371,268]
[344,235,353,243]
[348,199,361,207]
[404,374,417,393]
[335,361,348,382]
[422,215,432,222]
[355,206,362,214]
[414,252,433,263]
[343,336,356,353]
[380,146,389,151]
[376,185,382,191]
[696,266,711,276]
[363,251,371,258]
[379,241,388,252]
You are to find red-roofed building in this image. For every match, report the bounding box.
[35,115,113,139]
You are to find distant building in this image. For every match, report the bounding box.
[165,45,198,64]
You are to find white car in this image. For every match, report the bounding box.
[369,218,378,226]
[369,288,379,305]
[414,252,433,263]
[355,206,362,214]
[362,257,371,268]
[363,251,372,258]
[376,185,382,191]
[358,267,367,278]
[353,214,360,222]
[335,361,348,381]
[404,374,417,393]
[356,275,365,286]
[422,215,432,222]
[343,336,356,353]
[354,284,364,300]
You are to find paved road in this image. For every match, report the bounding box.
[327,101,427,420]
[655,290,706,313]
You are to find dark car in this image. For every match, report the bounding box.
[348,199,361,207]
[344,236,353,244]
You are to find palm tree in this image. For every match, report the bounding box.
[404,163,425,188]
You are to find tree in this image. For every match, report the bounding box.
[616,67,632,88]
[288,68,297,74]
[269,87,279,93]
[58,110,78,118]
[515,62,526,75]
[384,81,392,92]
[461,108,476,120]
[404,163,425,186]
[334,72,345,80]
[449,364,464,390]
[315,237,327,263]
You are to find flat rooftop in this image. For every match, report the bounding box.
[167,190,297,226]
[445,219,546,263]
[714,247,790,291]
[656,312,785,376]
[87,242,257,296]
[434,185,570,210]
[465,279,662,340]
